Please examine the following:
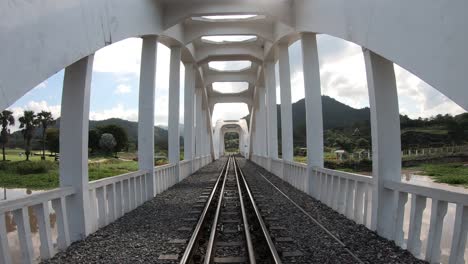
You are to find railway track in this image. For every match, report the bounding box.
[180,156,281,264]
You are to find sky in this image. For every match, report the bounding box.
[7,35,466,131]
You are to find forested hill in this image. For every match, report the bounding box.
[244,95,371,130]
[7,118,170,150]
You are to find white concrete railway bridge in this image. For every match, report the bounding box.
[1,1,468,263]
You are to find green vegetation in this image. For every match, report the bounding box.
[0,110,15,161]
[0,158,138,190]
[416,163,468,186]
[224,132,239,153]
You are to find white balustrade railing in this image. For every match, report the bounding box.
[384,180,468,263]
[0,187,75,263]
[179,160,192,181]
[251,154,468,263]
[283,160,308,193]
[154,163,178,195]
[88,170,149,233]
[313,166,372,228]
[0,156,214,264]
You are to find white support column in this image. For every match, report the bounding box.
[253,103,259,156]
[60,55,93,242]
[184,63,196,171]
[195,89,203,158]
[248,104,255,159]
[364,49,402,238]
[168,46,181,175]
[257,86,267,157]
[301,33,324,196]
[265,62,278,164]
[207,110,215,160]
[278,43,294,161]
[138,36,157,199]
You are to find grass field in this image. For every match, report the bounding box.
[411,163,468,187]
[1,148,56,162]
[0,158,139,190]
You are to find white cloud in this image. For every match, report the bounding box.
[114,84,132,94]
[93,38,142,76]
[90,104,138,122]
[8,100,61,132]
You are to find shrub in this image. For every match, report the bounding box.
[15,161,54,175]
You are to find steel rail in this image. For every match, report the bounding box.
[204,157,231,263]
[179,157,230,264]
[256,171,365,264]
[233,157,257,264]
[234,158,282,264]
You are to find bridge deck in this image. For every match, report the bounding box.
[43,158,424,264]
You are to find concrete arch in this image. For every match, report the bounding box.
[0,0,165,110]
[2,0,467,112]
[292,0,468,110]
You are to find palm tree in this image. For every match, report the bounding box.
[0,110,15,161]
[37,111,55,160]
[19,110,38,161]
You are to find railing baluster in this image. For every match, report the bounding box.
[96,187,107,228]
[0,212,12,264]
[88,189,98,232]
[425,199,447,263]
[33,202,55,259]
[115,181,123,217]
[143,173,148,201]
[354,182,365,224]
[51,197,70,251]
[333,176,340,210]
[12,207,34,264]
[338,178,347,214]
[316,171,323,200]
[407,194,426,257]
[139,176,144,203]
[449,204,468,264]
[346,179,355,219]
[363,183,371,227]
[107,184,116,222]
[124,179,130,213]
[392,191,408,246]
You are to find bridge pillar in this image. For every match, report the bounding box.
[364,49,402,238]
[257,86,267,157]
[184,63,196,172]
[59,55,94,242]
[301,33,324,196]
[168,46,181,179]
[195,89,203,161]
[278,43,294,162]
[265,61,278,170]
[138,36,158,199]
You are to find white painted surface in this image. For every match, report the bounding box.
[138,36,158,198]
[59,56,94,242]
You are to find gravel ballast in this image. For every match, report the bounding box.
[43,157,426,263]
[238,158,427,264]
[44,158,227,264]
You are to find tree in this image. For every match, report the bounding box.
[88,129,101,153]
[99,133,116,153]
[97,125,128,154]
[46,128,60,154]
[37,111,55,160]
[0,110,15,161]
[19,110,38,161]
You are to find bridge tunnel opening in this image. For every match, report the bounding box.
[224,131,240,154]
